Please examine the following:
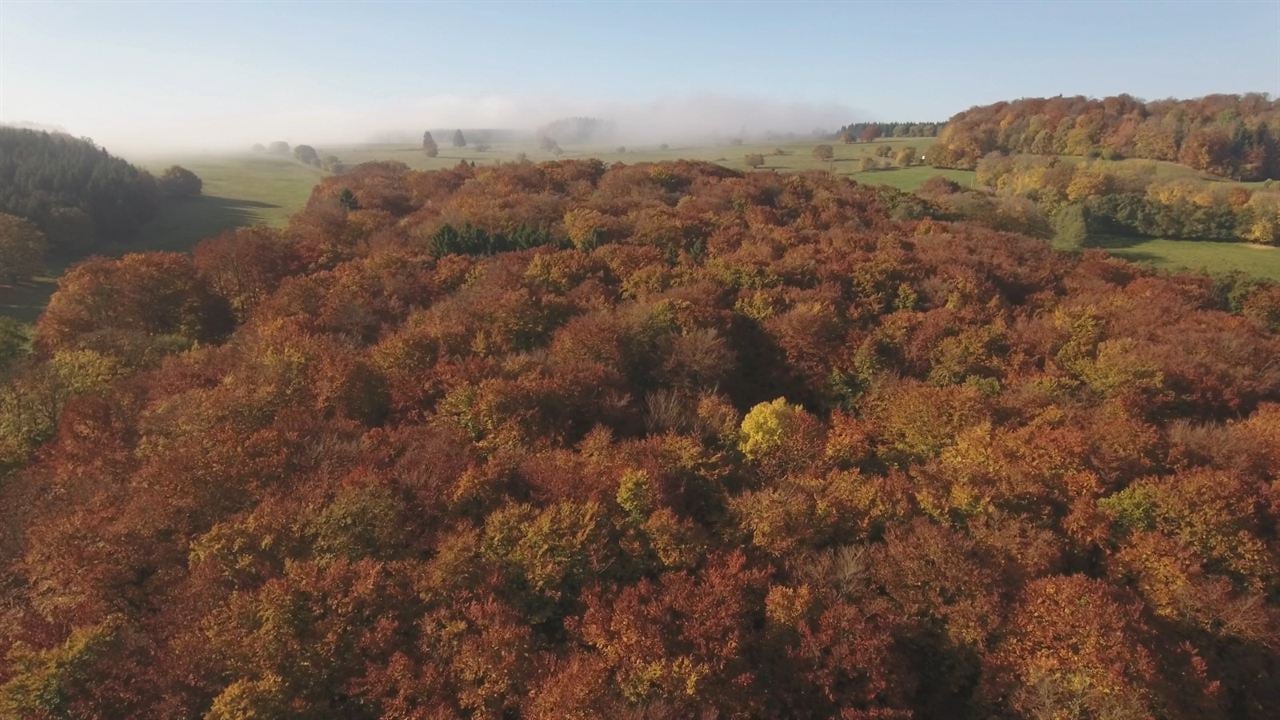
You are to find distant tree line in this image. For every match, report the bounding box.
[930,94,1280,180]
[252,141,345,173]
[916,154,1280,247]
[0,128,160,258]
[535,117,615,145]
[836,121,941,143]
[0,128,204,285]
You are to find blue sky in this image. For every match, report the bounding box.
[2,1,1277,153]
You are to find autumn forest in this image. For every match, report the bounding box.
[2,156,1278,718]
[3,1,1280,715]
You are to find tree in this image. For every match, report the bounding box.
[36,252,231,351]
[982,576,1164,719]
[893,146,917,167]
[0,317,27,373]
[1241,191,1280,244]
[453,129,467,147]
[42,206,94,256]
[1052,203,1089,249]
[157,165,202,198]
[422,131,439,157]
[538,136,562,155]
[293,144,321,166]
[744,153,765,169]
[859,156,877,172]
[812,144,834,163]
[858,124,881,143]
[192,226,301,319]
[268,140,290,154]
[739,397,823,473]
[0,212,47,283]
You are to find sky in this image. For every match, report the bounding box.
[1,0,1278,155]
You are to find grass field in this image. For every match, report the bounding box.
[1093,236,1280,282]
[134,154,323,248]
[320,135,941,174]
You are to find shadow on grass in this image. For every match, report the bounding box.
[127,195,283,253]
[1089,234,1252,250]
[0,278,58,324]
[1106,250,1163,263]
[1086,235,1147,250]
[203,196,279,210]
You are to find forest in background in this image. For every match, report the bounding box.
[929,94,1280,181]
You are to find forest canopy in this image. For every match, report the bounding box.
[0,159,1278,719]
[930,94,1280,180]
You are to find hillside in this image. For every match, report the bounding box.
[1,160,1278,718]
[930,94,1280,180]
[0,128,160,255]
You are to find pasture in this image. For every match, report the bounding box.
[321,136,970,191]
[133,153,323,248]
[321,135,940,175]
[1093,236,1280,282]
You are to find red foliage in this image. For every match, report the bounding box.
[2,160,1278,718]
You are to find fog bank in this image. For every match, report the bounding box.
[19,93,861,157]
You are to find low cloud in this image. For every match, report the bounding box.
[65,93,861,157]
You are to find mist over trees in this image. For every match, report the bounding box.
[293,144,321,167]
[538,135,563,155]
[422,131,438,157]
[536,116,615,145]
[0,127,159,256]
[930,94,1280,180]
[452,129,466,147]
[838,121,941,142]
[0,158,1277,717]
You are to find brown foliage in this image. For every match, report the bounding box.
[1,160,1278,717]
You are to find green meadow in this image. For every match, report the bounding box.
[1093,236,1280,282]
